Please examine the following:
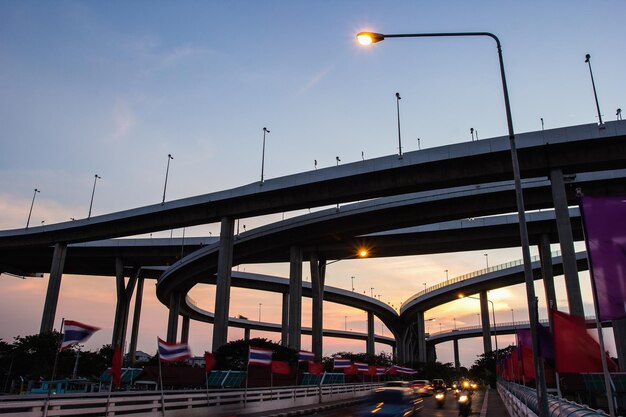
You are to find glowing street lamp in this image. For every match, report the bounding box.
[357,30,547,415]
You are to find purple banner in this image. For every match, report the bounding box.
[581,196,626,321]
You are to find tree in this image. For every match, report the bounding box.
[468,345,514,388]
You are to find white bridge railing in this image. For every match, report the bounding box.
[0,383,378,417]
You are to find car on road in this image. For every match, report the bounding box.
[409,379,433,396]
[355,387,423,416]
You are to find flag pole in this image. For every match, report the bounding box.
[43,318,65,417]
[577,189,617,417]
[157,339,165,417]
[244,360,249,407]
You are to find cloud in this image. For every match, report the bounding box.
[111,100,136,142]
[298,65,334,94]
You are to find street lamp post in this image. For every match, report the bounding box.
[25,188,40,229]
[584,54,603,126]
[445,269,449,281]
[461,294,499,351]
[395,92,402,156]
[258,303,262,322]
[484,253,489,269]
[261,127,270,183]
[357,30,548,416]
[88,174,101,219]
[511,309,515,327]
[351,276,355,291]
[162,154,173,204]
[370,287,374,298]
[345,316,347,331]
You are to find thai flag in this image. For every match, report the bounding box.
[157,338,192,362]
[60,320,100,351]
[333,358,351,369]
[248,346,272,365]
[298,350,315,362]
[391,365,417,374]
[355,362,369,373]
[376,366,386,375]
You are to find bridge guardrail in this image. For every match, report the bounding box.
[401,250,562,308]
[0,382,379,417]
[499,381,609,417]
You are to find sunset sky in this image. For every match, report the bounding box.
[1,1,625,367]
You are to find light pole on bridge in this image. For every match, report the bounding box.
[88,174,101,219]
[25,188,40,229]
[356,30,547,416]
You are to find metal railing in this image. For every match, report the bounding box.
[428,316,597,337]
[499,381,609,417]
[402,250,562,308]
[0,382,378,417]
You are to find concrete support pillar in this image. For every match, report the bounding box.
[550,169,584,318]
[453,338,460,371]
[480,290,493,354]
[40,243,68,334]
[244,327,251,341]
[310,253,325,361]
[166,293,180,342]
[112,263,138,349]
[129,274,145,366]
[539,234,557,330]
[426,341,436,364]
[613,318,626,371]
[180,316,190,343]
[416,311,426,363]
[212,217,235,351]
[288,246,303,351]
[366,311,375,356]
[281,292,289,346]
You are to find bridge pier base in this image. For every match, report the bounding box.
[288,246,303,351]
[212,217,235,351]
[180,316,190,343]
[129,274,144,366]
[281,292,289,346]
[166,292,180,342]
[40,243,67,334]
[551,169,584,318]
[480,290,493,354]
[311,254,325,361]
[416,311,426,363]
[453,338,460,372]
[539,234,557,330]
[112,259,138,348]
[366,311,375,356]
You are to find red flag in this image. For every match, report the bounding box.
[367,366,378,376]
[110,345,122,388]
[204,352,216,372]
[271,360,291,375]
[516,330,535,380]
[343,364,358,375]
[552,310,618,373]
[309,362,324,375]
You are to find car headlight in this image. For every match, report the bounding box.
[458,395,468,403]
[435,393,444,399]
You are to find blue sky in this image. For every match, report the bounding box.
[1,1,625,367]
